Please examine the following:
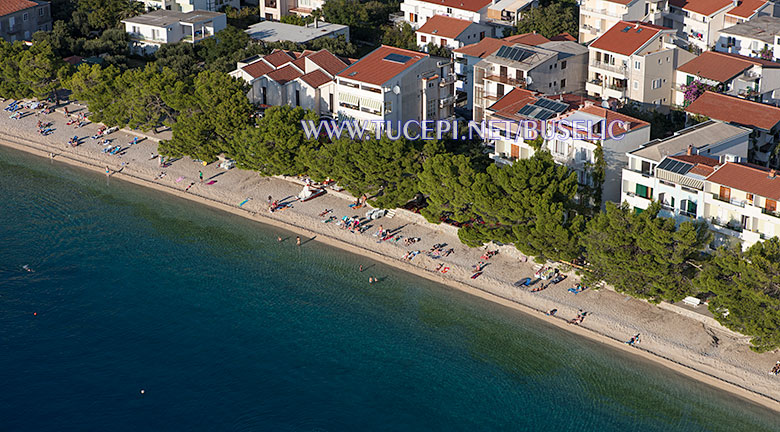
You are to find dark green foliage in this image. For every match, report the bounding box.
[153,43,201,79]
[697,239,780,352]
[195,26,251,66]
[0,40,69,101]
[581,202,711,302]
[75,0,144,33]
[418,153,481,224]
[381,22,417,50]
[280,14,316,26]
[617,103,687,140]
[323,0,398,42]
[425,43,452,58]
[514,1,578,38]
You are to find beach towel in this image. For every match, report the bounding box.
[176,177,184,183]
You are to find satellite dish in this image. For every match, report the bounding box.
[393,85,401,95]
[601,98,610,109]
[526,75,533,85]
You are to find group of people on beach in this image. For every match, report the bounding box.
[770,361,780,376]
[569,310,588,325]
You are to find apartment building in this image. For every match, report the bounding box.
[400,0,534,33]
[586,21,696,108]
[667,0,772,52]
[473,41,588,121]
[484,90,649,203]
[685,91,780,166]
[259,0,325,20]
[578,0,667,44]
[137,0,239,13]
[415,15,492,51]
[716,15,780,61]
[621,120,749,220]
[0,0,51,42]
[122,9,226,54]
[246,20,350,44]
[674,51,780,106]
[334,46,456,130]
[453,33,550,114]
[230,49,351,116]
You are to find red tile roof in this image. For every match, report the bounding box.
[578,105,649,133]
[685,91,780,131]
[263,50,297,68]
[669,154,721,176]
[416,15,473,39]
[707,162,780,200]
[676,51,779,83]
[669,0,732,16]
[300,69,333,88]
[242,60,274,79]
[416,0,491,13]
[453,33,549,58]
[266,65,303,85]
[549,32,577,42]
[63,55,84,66]
[488,89,584,122]
[501,32,550,46]
[337,45,427,86]
[0,0,38,16]
[589,21,669,56]
[306,50,349,76]
[727,0,769,18]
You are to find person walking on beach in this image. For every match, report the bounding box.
[199,171,203,182]
[105,166,110,177]
[64,106,69,117]
[296,236,301,246]
[359,265,363,272]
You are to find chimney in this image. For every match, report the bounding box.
[771,169,777,179]
[634,22,640,29]
[315,19,319,28]
[733,0,739,7]
[686,144,693,155]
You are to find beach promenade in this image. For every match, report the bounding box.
[1,100,779,411]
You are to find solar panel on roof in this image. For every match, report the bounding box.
[657,158,693,175]
[517,105,536,116]
[496,46,511,58]
[517,104,556,120]
[534,98,568,113]
[384,53,412,64]
[496,46,534,62]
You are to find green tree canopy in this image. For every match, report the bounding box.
[514,1,578,38]
[381,22,417,50]
[581,202,710,302]
[696,239,780,352]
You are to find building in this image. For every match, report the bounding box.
[716,15,780,61]
[400,0,534,33]
[245,20,349,44]
[230,49,351,116]
[586,20,696,108]
[453,33,550,114]
[473,41,588,121]
[0,0,51,42]
[621,120,750,218]
[484,90,650,203]
[674,51,780,106]
[137,0,239,13]
[122,9,225,54]
[685,91,780,166]
[259,0,326,21]
[487,0,537,26]
[578,0,668,44]
[334,45,455,130]
[667,0,773,52]
[415,15,492,51]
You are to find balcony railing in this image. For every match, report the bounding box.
[485,74,525,87]
[439,95,456,107]
[712,194,745,208]
[440,74,456,86]
[762,208,780,219]
[590,61,628,75]
[580,6,624,18]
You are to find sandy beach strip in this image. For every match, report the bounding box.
[1,103,778,412]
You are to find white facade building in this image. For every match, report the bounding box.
[716,15,780,61]
[137,0,240,13]
[122,9,226,54]
[578,0,668,44]
[415,15,492,51]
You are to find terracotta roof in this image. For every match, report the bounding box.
[63,55,84,66]
[488,89,583,122]
[306,50,349,76]
[707,162,780,200]
[685,91,780,131]
[416,0,492,13]
[263,50,297,68]
[578,105,649,133]
[0,0,38,16]
[337,45,427,86]
[669,0,732,16]
[416,15,473,39]
[300,69,333,88]
[266,65,303,85]
[676,51,768,83]
[669,154,721,176]
[727,0,768,18]
[242,60,274,79]
[589,21,669,56]
[549,32,577,42]
[502,32,550,46]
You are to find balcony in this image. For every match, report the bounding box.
[485,74,525,87]
[761,208,780,219]
[589,61,628,76]
[440,74,456,86]
[581,24,600,34]
[439,95,456,107]
[712,194,746,208]
[625,191,651,200]
[580,6,624,19]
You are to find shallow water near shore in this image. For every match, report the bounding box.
[0,146,778,431]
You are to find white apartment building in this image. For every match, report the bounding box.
[137,0,239,12]
[674,50,780,106]
[586,20,696,108]
[716,15,780,61]
[453,33,551,115]
[578,0,668,44]
[334,45,455,131]
[415,15,492,51]
[400,0,534,34]
[473,41,588,121]
[685,90,780,167]
[230,49,350,116]
[485,90,650,203]
[259,0,325,20]
[666,0,772,52]
[122,9,225,54]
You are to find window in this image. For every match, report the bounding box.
[421,35,426,42]
[295,90,300,106]
[652,79,662,89]
[561,60,567,70]
[747,193,754,205]
[719,186,731,201]
[440,38,447,47]
[635,184,651,199]
[39,7,44,16]
[681,199,696,215]
[560,79,566,88]
[496,83,504,96]
[633,80,638,90]
[516,70,522,81]
[640,160,652,175]
[634,61,641,70]
[384,101,392,113]
[23,12,28,21]
[329,93,334,110]
[446,7,452,13]
[479,31,485,40]
[767,199,777,212]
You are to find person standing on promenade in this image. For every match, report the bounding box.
[199,171,203,182]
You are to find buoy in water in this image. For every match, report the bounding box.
[140,389,145,394]
[33,312,37,316]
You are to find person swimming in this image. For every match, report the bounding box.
[22,265,34,273]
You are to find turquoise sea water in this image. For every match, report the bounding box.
[0,146,778,431]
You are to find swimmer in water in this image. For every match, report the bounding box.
[22,265,34,273]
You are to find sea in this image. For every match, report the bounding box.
[0,146,778,431]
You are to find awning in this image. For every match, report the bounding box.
[361,98,383,112]
[339,93,359,106]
